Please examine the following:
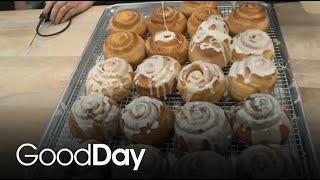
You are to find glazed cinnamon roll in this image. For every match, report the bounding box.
[112,144,169,178]
[228,93,292,145]
[120,96,175,146]
[103,31,146,68]
[108,9,147,37]
[69,92,120,143]
[174,102,233,154]
[180,1,218,18]
[189,15,232,68]
[187,7,221,37]
[146,30,188,64]
[236,144,301,178]
[134,55,181,99]
[86,57,134,102]
[227,3,269,36]
[231,29,274,62]
[227,55,277,101]
[170,151,233,178]
[177,61,226,103]
[146,6,187,35]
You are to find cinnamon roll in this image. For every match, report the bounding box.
[103,31,146,68]
[228,93,292,145]
[236,144,301,178]
[111,144,169,178]
[86,57,134,102]
[231,29,274,62]
[187,7,222,37]
[227,55,277,101]
[134,55,181,99]
[120,96,175,146]
[180,1,218,18]
[227,3,269,36]
[177,61,226,103]
[170,151,233,178]
[146,30,188,64]
[108,9,147,37]
[189,15,232,68]
[146,6,187,35]
[69,92,120,143]
[174,102,233,154]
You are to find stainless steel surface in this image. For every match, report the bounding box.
[33,1,319,178]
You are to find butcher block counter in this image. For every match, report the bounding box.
[0,2,320,178]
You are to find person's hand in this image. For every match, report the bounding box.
[43,1,94,24]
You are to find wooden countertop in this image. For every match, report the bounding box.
[0,2,320,177]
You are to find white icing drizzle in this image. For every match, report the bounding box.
[154,30,176,42]
[178,61,225,102]
[86,57,133,98]
[228,55,276,84]
[134,55,180,98]
[121,96,163,139]
[174,102,233,152]
[236,144,299,178]
[233,94,292,144]
[231,29,274,56]
[71,92,120,142]
[190,15,231,66]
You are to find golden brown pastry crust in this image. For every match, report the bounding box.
[227,3,269,36]
[180,1,217,18]
[187,7,221,37]
[177,61,226,103]
[120,96,175,147]
[103,31,146,69]
[108,9,147,37]
[134,55,181,99]
[146,30,188,64]
[146,6,187,35]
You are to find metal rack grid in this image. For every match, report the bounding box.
[32,1,319,178]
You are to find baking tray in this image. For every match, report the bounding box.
[31,1,320,178]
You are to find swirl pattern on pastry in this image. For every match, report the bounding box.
[174,102,233,153]
[227,3,269,36]
[69,92,120,143]
[189,15,232,68]
[86,57,133,102]
[231,29,274,61]
[180,1,218,18]
[121,96,175,146]
[134,55,181,98]
[229,93,291,145]
[177,61,226,103]
[187,7,221,37]
[108,9,147,37]
[146,30,188,64]
[103,31,146,68]
[236,144,300,178]
[112,144,169,178]
[170,151,233,178]
[146,6,187,34]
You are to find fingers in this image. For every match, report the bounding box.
[61,8,77,23]
[50,1,67,24]
[43,1,56,15]
[55,4,71,24]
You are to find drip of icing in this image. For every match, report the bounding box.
[179,61,225,102]
[154,30,176,42]
[71,92,119,139]
[230,29,274,56]
[232,94,291,144]
[175,102,232,152]
[228,55,276,83]
[161,1,169,31]
[134,55,179,98]
[122,96,163,137]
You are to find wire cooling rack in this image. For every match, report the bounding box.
[32,1,319,178]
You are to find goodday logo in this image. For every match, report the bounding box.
[16,143,146,171]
